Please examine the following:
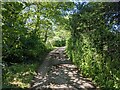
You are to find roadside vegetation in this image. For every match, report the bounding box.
[2,2,120,89]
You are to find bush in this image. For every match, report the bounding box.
[53,39,66,47]
[2,2,47,64]
[66,32,120,89]
[2,32,47,64]
[66,3,120,89]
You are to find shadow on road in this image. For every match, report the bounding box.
[30,47,98,90]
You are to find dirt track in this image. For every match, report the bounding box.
[30,47,98,90]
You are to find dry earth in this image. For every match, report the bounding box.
[30,47,99,90]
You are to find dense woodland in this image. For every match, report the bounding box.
[2,2,120,89]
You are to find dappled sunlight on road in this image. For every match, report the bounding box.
[30,47,98,90]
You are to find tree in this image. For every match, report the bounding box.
[2,2,46,63]
[67,2,120,89]
[2,2,74,63]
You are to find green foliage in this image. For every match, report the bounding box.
[3,2,120,89]
[2,2,73,89]
[2,2,73,63]
[66,2,120,89]
[46,26,71,47]
[53,38,66,47]
[2,2,47,63]
[2,63,38,88]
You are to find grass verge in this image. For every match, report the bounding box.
[2,62,39,89]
